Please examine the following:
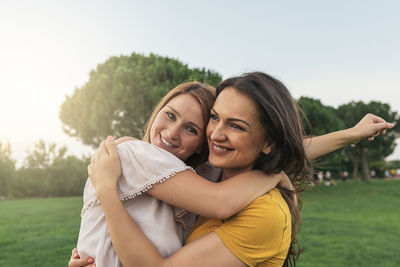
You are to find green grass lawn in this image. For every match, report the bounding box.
[0,197,82,266]
[297,179,400,267]
[0,179,399,266]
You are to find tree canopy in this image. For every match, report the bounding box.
[297,97,348,173]
[59,53,222,147]
[337,101,400,181]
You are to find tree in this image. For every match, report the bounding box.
[0,142,16,198]
[60,53,222,147]
[337,101,400,182]
[297,97,348,177]
[12,140,89,198]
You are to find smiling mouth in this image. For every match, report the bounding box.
[212,143,233,152]
[160,135,177,147]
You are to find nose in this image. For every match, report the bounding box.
[208,121,226,142]
[167,123,180,141]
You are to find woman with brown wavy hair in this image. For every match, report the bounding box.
[74,72,393,267]
[75,80,294,267]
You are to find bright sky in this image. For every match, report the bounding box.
[1,0,399,164]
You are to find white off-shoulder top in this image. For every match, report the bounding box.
[77,140,196,267]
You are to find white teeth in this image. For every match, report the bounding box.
[161,136,175,147]
[214,145,227,151]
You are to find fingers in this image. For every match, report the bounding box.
[375,122,394,131]
[364,114,394,131]
[105,136,119,159]
[71,248,80,259]
[87,164,92,177]
[91,155,96,165]
[368,122,394,141]
[99,140,108,156]
[368,113,386,124]
[68,257,95,267]
[277,172,294,191]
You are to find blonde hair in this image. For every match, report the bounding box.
[143,82,216,168]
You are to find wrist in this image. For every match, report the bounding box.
[344,128,360,145]
[96,186,118,200]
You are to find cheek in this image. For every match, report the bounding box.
[149,124,156,143]
[182,136,204,154]
[152,115,165,131]
[246,136,267,156]
[150,116,165,142]
[235,134,263,155]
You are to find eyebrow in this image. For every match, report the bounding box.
[211,108,251,128]
[167,105,204,131]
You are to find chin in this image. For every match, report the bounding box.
[209,159,229,168]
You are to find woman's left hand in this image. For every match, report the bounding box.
[352,113,394,142]
[277,173,297,207]
[88,136,121,197]
[68,248,95,267]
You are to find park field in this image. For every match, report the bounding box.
[0,179,399,266]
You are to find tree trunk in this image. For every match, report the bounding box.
[360,148,371,183]
[352,159,360,181]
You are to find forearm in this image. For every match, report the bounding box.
[304,128,356,160]
[215,171,281,219]
[98,191,164,267]
[148,170,280,220]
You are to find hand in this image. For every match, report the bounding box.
[277,172,297,207]
[88,136,121,197]
[277,172,294,191]
[68,248,95,267]
[351,113,394,142]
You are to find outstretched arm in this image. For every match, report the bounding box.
[304,113,394,160]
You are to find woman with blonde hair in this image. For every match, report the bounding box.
[75,81,293,267]
[71,72,393,266]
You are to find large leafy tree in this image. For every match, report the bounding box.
[297,97,347,175]
[297,96,345,135]
[60,53,222,147]
[337,101,400,182]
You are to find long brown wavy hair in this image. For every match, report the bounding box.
[216,72,311,267]
[142,82,216,169]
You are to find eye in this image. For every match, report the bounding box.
[231,123,245,131]
[210,113,218,121]
[166,112,176,121]
[186,126,198,135]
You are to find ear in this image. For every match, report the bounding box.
[262,142,273,155]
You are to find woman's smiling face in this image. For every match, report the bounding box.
[206,87,272,177]
[150,93,205,161]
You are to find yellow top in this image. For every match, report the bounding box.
[186,188,291,266]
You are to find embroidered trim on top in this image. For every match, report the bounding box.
[80,166,194,217]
